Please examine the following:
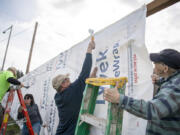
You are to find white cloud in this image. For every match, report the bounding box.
[146,2,180,53]
[0,0,179,72]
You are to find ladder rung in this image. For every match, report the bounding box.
[80,114,106,131]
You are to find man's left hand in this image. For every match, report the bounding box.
[90,67,98,78]
[103,82,120,104]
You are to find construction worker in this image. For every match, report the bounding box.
[52,40,96,135]
[0,67,24,127]
[103,49,180,135]
[0,67,24,103]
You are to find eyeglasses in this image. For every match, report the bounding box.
[63,78,70,83]
[24,97,30,100]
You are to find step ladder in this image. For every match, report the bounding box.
[75,77,127,135]
[0,85,34,135]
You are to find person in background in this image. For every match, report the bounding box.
[0,67,24,103]
[52,40,97,135]
[103,49,180,135]
[17,94,43,135]
[0,67,24,127]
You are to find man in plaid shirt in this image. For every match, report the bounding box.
[104,49,180,135]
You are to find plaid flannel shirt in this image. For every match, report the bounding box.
[119,70,180,135]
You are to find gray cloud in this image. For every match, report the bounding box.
[50,0,85,16]
[169,7,180,29]
[52,0,83,9]
[167,2,180,15]
[169,14,180,29]
[0,0,38,22]
[164,3,180,31]
[117,0,140,8]
[167,40,180,48]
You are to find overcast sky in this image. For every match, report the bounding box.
[0,0,180,73]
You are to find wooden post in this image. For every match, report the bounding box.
[26,22,38,74]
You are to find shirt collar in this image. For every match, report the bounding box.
[163,70,180,83]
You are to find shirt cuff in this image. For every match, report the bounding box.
[86,53,92,56]
[119,94,128,109]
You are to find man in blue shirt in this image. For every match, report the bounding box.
[52,40,96,135]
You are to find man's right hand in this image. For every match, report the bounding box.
[20,83,25,88]
[151,74,160,84]
[89,40,95,50]
[87,40,95,53]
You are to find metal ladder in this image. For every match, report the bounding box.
[0,85,34,135]
[75,77,127,135]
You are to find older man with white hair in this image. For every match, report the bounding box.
[104,49,180,135]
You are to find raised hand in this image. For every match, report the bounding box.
[87,40,95,53]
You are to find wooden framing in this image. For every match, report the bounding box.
[147,0,180,17]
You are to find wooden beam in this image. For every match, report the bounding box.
[147,0,180,17]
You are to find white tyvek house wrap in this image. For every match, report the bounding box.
[2,5,153,135]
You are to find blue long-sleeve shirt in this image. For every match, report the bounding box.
[54,53,92,135]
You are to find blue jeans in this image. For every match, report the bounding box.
[22,122,41,135]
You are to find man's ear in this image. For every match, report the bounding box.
[163,65,169,73]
